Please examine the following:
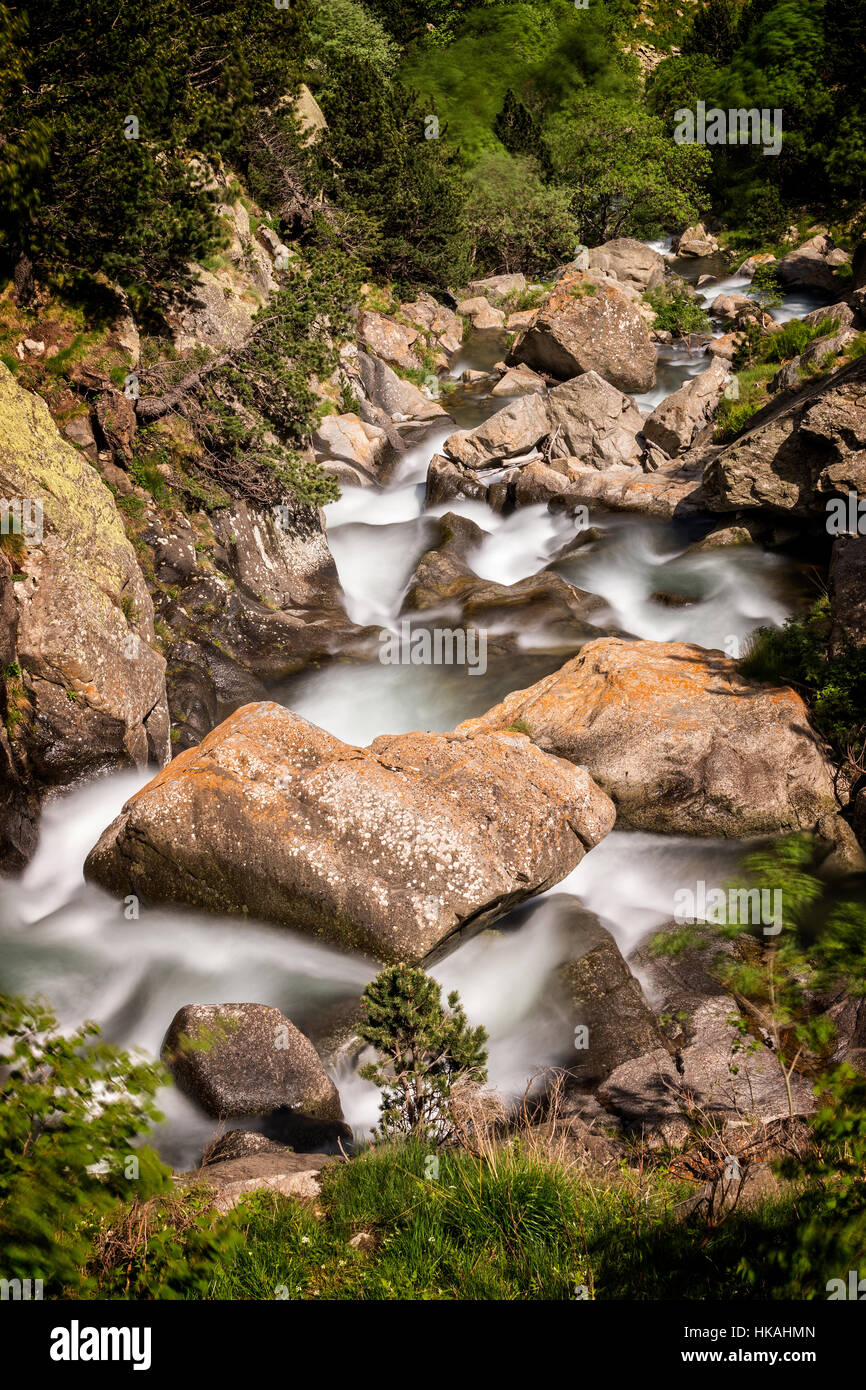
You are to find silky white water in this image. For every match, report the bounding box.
[0,256,823,1166]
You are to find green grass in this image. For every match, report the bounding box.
[714,363,777,441]
[186,1139,819,1301]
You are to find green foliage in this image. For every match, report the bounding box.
[0,993,166,1292]
[741,596,866,766]
[713,362,776,438]
[399,2,631,162]
[682,0,742,63]
[358,965,488,1143]
[463,153,576,275]
[644,282,712,337]
[0,992,242,1298]
[750,263,784,311]
[317,58,472,291]
[0,0,309,305]
[545,93,711,245]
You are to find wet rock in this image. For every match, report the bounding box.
[163,1002,342,1121]
[85,704,616,963]
[404,510,609,646]
[443,371,644,471]
[586,237,665,292]
[643,358,731,458]
[507,271,656,394]
[457,637,839,838]
[557,905,663,1084]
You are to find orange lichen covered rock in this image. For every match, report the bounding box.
[457,638,839,837]
[84,702,616,962]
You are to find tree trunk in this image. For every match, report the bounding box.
[12,251,37,309]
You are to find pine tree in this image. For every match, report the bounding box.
[358,964,488,1144]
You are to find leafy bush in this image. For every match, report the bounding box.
[644,282,711,337]
[358,965,488,1143]
[741,597,866,768]
[462,153,576,277]
[0,992,240,1298]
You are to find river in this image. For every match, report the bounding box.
[0,251,831,1167]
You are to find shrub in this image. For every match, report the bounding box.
[358,965,488,1143]
[644,282,711,337]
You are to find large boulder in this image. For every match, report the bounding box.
[0,364,169,866]
[507,271,656,394]
[586,238,665,292]
[163,1002,342,1121]
[674,223,719,258]
[776,234,851,295]
[312,412,393,487]
[442,371,644,471]
[455,296,506,330]
[598,996,815,1148]
[467,273,526,303]
[701,355,866,515]
[456,637,839,838]
[643,358,730,458]
[85,703,616,963]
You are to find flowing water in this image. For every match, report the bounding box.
[0,254,825,1167]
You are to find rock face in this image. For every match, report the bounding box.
[701,355,866,515]
[776,234,850,294]
[399,293,463,356]
[457,637,839,838]
[0,364,169,866]
[643,358,730,458]
[829,536,866,651]
[163,1003,342,1121]
[85,702,616,963]
[313,412,393,487]
[490,365,546,398]
[586,238,666,292]
[357,311,421,372]
[507,271,656,394]
[442,371,644,471]
[154,496,365,752]
[354,351,448,422]
[557,905,662,1084]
